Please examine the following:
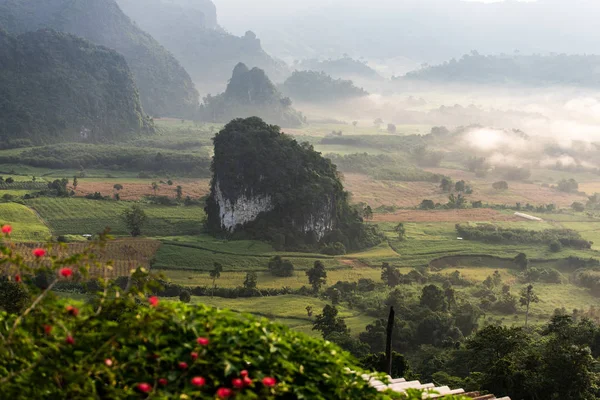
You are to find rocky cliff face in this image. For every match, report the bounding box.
[213,181,273,232]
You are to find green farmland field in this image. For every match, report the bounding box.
[24,198,205,237]
[0,202,51,241]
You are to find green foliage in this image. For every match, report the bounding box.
[306,261,327,292]
[243,272,258,290]
[0,0,199,118]
[456,224,592,249]
[313,305,349,338]
[206,117,382,252]
[557,178,579,193]
[549,239,563,253]
[572,201,585,212]
[361,352,410,379]
[0,278,28,313]
[320,242,347,255]
[0,29,153,143]
[420,285,448,312]
[179,289,191,303]
[281,70,368,102]
[492,180,509,190]
[201,64,305,128]
[381,263,401,288]
[268,256,295,277]
[121,204,147,237]
[420,200,435,210]
[464,317,600,399]
[0,144,210,177]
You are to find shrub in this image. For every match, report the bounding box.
[420,200,435,210]
[492,181,508,190]
[268,256,295,277]
[549,240,563,252]
[179,289,191,303]
[321,242,347,255]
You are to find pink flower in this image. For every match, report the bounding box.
[262,377,276,387]
[15,275,21,283]
[240,370,248,378]
[148,296,159,307]
[216,388,233,398]
[243,377,253,387]
[196,337,209,346]
[191,376,206,387]
[104,359,113,367]
[232,378,244,389]
[33,248,46,258]
[190,351,198,361]
[158,378,168,386]
[65,335,75,345]
[2,225,12,235]
[137,383,152,393]
[43,325,52,335]
[59,268,73,278]
[178,361,188,370]
[66,305,79,316]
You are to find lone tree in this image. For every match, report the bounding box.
[176,185,183,202]
[394,223,406,241]
[113,184,123,192]
[151,182,159,196]
[381,263,401,288]
[306,260,327,292]
[519,284,540,326]
[514,253,529,270]
[268,256,294,277]
[72,176,78,191]
[312,305,348,338]
[121,205,147,237]
[243,272,257,290]
[210,262,223,297]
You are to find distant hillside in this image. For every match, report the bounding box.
[295,57,382,80]
[402,53,600,87]
[116,0,288,95]
[200,63,305,128]
[281,70,368,103]
[0,29,153,146]
[0,0,199,118]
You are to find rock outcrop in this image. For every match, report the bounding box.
[205,117,378,251]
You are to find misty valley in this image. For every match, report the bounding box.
[0,0,599,399]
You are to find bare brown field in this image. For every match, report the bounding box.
[1,239,161,278]
[73,179,210,201]
[579,182,600,196]
[371,209,521,223]
[343,173,586,208]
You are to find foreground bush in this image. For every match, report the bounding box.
[0,228,465,399]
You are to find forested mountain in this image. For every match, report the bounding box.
[281,71,368,103]
[402,52,600,87]
[0,0,199,118]
[296,57,381,81]
[0,29,153,146]
[200,63,305,128]
[116,0,288,95]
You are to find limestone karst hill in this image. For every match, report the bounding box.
[200,63,305,128]
[205,117,382,252]
[0,29,153,145]
[0,0,199,118]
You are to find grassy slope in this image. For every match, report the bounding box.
[0,202,51,241]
